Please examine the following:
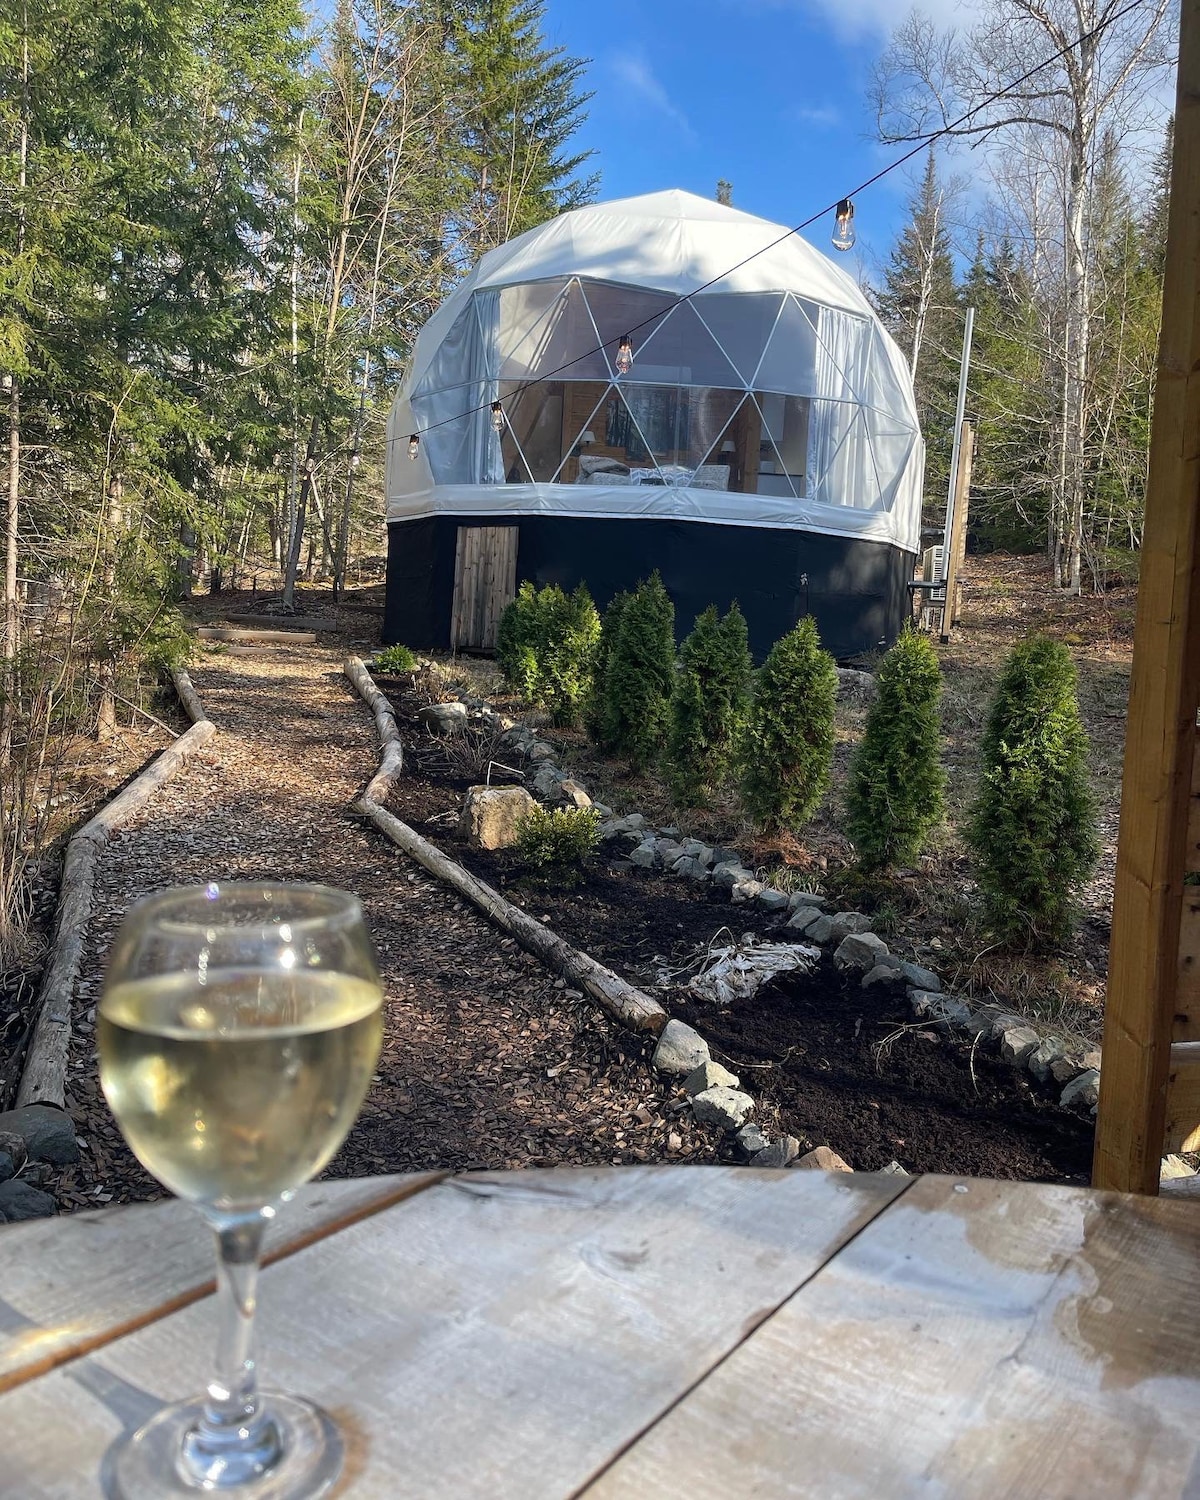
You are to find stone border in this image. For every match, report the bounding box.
[14,668,217,1112]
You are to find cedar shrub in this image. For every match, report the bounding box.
[598,572,675,770]
[846,627,945,870]
[666,602,753,804]
[966,635,1099,947]
[740,615,837,831]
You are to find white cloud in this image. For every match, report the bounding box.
[607,53,698,143]
[761,0,974,44]
[792,104,841,128]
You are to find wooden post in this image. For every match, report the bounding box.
[939,421,973,644]
[1093,0,1200,1194]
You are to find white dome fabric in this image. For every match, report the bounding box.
[386,190,923,552]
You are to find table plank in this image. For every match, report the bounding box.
[583,1175,1200,1500]
[0,1172,443,1393]
[0,1166,904,1498]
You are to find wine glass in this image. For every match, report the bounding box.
[97,882,384,1499]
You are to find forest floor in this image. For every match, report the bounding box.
[15,549,1133,1207]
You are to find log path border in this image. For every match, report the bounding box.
[344,656,668,1038]
[15,669,217,1111]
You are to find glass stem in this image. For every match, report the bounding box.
[182,1210,283,1485]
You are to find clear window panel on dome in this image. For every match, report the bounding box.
[496,281,570,381]
[496,380,565,482]
[581,282,675,374]
[632,300,742,389]
[752,393,810,498]
[753,296,820,396]
[689,294,784,389]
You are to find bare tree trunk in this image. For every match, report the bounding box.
[95,473,124,741]
[2,8,28,766]
[282,416,319,609]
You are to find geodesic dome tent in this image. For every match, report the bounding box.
[384,189,923,659]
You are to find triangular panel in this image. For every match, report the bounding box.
[691,294,783,389]
[631,299,743,388]
[753,294,819,396]
[497,280,571,381]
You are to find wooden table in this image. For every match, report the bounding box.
[4,1167,1199,1497]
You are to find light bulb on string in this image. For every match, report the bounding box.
[832,199,856,252]
[615,335,634,376]
[408,433,420,460]
[490,401,506,433]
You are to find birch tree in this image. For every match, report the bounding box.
[872,0,1173,591]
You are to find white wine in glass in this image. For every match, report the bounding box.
[98,883,383,1500]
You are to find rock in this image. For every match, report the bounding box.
[988,1012,1026,1042]
[735,1124,770,1158]
[711,847,741,868]
[417,701,468,735]
[909,992,970,1029]
[806,911,873,945]
[785,906,826,936]
[656,840,685,864]
[1081,1048,1102,1072]
[532,762,566,799]
[1028,1037,1067,1084]
[0,1152,14,1182]
[753,1135,801,1169]
[836,666,877,699]
[794,1146,852,1173]
[965,1004,1007,1039]
[651,1020,712,1076]
[999,1026,1040,1066]
[0,1179,56,1221]
[898,961,941,992]
[0,1130,26,1172]
[1050,1052,1087,1085]
[1161,1154,1196,1181]
[592,802,613,818]
[787,890,828,913]
[712,861,755,892]
[616,813,647,833]
[526,740,556,762]
[731,879,764,904]
[690,1086,755,1131]
[673,857,711,882]
[1061,1068,1100,1110]
[559,779,592,808]
[0,1105,80,1165]
[684,1060,741,1097]
[657,825,682,841]
[862,963,904,989]
[629,841,658,870]
[756,888,790,913]
[878,1160,910,1176]
[834,932,890,972]
[459,785,539,850]
[680,839,715,866]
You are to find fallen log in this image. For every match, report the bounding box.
[16,695,218,1110]
[196,626,317,644]
[344,656,667,1037]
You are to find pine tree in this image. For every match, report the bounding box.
[740,617,837,832]
[588,587,630,745]
[967,636,1098,947]
[600,573,675,771]
[666,603,752,805]
[846,629,944,871]
[1140,115,1173,280]
[444,0,598,254]
[873,153,961,504]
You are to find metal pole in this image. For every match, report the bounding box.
[940,306,975,578]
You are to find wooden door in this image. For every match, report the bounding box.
[451,525,518,651]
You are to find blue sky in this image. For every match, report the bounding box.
[542,0,959,289]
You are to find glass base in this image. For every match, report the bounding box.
[104,1392,342,1499]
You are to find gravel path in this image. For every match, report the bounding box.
[56,647,712,1211]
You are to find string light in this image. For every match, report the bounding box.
[400,0,1144,451]
[832,199,856,252]
[490,400,506,433]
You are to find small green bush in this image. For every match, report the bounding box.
[967,635,1098,947]
[597,572,676,771]
[846,628,945,871]
[496,582,600,726]
[374,643,418,673]
[515,805,601,871]
[666,603,753,804]
[739,615,837,832]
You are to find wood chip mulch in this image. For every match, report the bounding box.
[55,647,717,1212]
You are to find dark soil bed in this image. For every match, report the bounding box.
[674,962,1095,1182]
[380,677,1097,1186]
